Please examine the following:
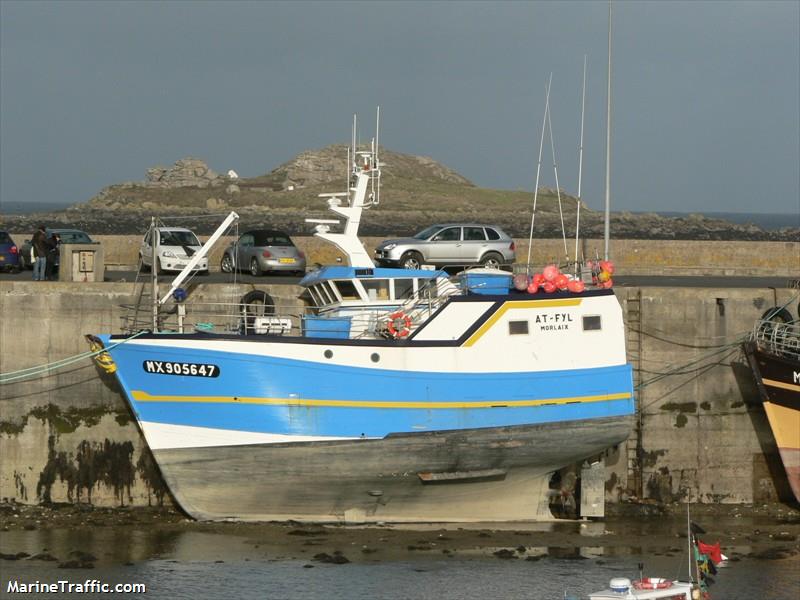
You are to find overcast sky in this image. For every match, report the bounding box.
[1,0,798,216]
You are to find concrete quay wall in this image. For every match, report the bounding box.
[0,282,798,509]
[13,234,796,277]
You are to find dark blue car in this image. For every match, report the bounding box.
[0,230,22,273]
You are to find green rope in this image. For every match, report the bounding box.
[0,331,147,385]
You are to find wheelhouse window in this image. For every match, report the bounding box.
[583,315,602,331]
[314,283,335,304]
[508,320,529,335]
[361,279,390,301]
[393,278,415,300]
[307,286,323,306]
[333,280,361,300]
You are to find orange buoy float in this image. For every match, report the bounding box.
[543,264,560,281]
[542,281,557,293]
[555,273,569,290]
[599,260,615,275]
[567,279,585,293]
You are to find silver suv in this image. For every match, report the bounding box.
[375,224,516,269]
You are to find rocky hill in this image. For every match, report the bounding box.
[2,147,797,241]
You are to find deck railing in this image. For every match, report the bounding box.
[752,318,800,360]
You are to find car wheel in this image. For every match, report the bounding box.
[250,258,262,277]
[480,252,503,269]
[155,258,164,275]
[400,251,423,270]
[220,254,234,274]
[139,254,151,273]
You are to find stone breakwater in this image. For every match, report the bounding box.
[1,281,798,512]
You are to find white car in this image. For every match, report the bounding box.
[139,227,208,274]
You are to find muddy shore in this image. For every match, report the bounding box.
[1,502,797,568]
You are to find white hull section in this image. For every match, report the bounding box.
[139,421,360,450]
[120,294,626,374]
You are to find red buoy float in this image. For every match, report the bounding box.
[543,264,560,281]
[513,274,529,291]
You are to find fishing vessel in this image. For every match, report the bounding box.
[744,300,800,504]
[87,117,634,522]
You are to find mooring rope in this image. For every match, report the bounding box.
[0,331,147,385]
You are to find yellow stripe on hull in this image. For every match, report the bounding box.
[463,298,582,347]
[763,401,800,452]
[762,377,800,395]
[131,389,631,410]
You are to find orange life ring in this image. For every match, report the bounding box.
[633,578,673,590]
[387,311,412,338]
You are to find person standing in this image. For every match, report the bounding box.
[46,233,61,280]
[31,225,49,281]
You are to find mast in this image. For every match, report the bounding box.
[150,217,158,331]
[603,0,613,261]
[526,74,553,272]
[575,55,587,273]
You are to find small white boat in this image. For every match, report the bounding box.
[588,577,699,600]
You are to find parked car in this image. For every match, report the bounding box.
[0,231,21,273]
[221,229,306,276]
[374,223,516,269]
[139,227,208,275]
[19,228,95,270]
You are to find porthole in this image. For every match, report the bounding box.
[370,353,380,363]
[508,320,529,335]
[324,349,333,359]
[583,315,602,331]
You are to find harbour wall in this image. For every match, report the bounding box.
[0,281,798,510]
[10,234,799,276]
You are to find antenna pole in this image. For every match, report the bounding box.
[575,55,587,274]
[546,96,569,262]
[527,73,552,272]
[687,502,693,582]
[375,105,380,205]
[355,113,360,161]
[150,217,159,331]
[603,0,613,261]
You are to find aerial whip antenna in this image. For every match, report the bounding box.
[527,73,553,273]
[375,105,380,205]
[604,0,613,261]
[546,91,570,263]
[575,54,587,275]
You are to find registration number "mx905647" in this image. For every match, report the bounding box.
[142,361,220,377]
